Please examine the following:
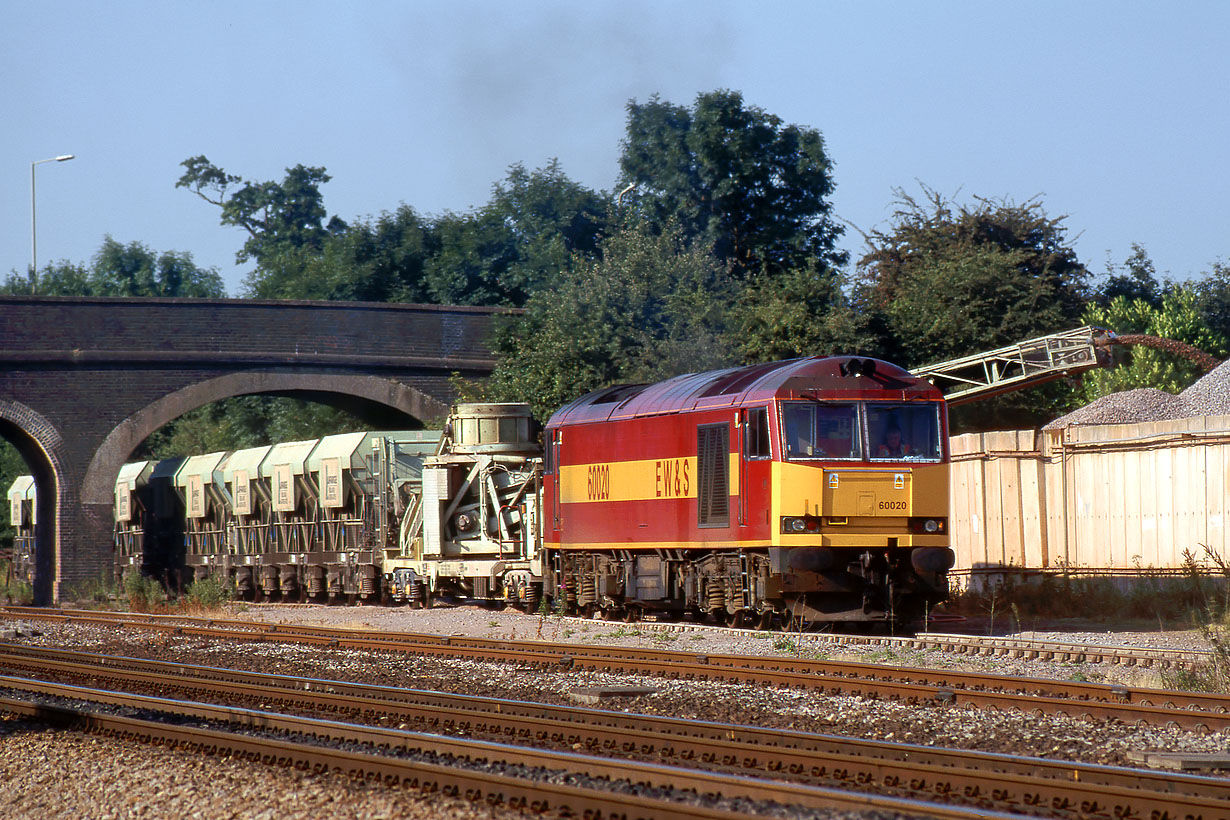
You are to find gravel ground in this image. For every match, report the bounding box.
[0,715,493,820]
[2,607,1228,819]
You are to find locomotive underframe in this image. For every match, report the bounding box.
[549,543,949,625]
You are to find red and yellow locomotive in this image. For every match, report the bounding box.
[542,356,954,627]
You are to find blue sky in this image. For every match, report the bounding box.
[3,1,1228,295]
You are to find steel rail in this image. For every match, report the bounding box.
[0,680,1028,820]
[2,642,1227,811]
[3,605,1207,670]
[6,608,1229,726]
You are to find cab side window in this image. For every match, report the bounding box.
[744,407,771,459]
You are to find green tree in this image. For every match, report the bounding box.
[1094,243,1162,308]
[857,186,1091,367]
[1192,261,1230,342]
[2,238,222,298]
[1081,288,1228,400]
[729,264,872,362]
[618,89,846,279]
[0,441,28,559]
[856,186,1092,430]
[243,205,436,302]
[176,156,345,297]
[138,397,369,461]
[91,237,225,297]
[1,261,94,295]
[425,161,608,307]
[485,222,734,418]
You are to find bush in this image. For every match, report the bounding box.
[123,572,165,612]
[184,575,233,610]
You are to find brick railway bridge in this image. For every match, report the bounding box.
[0,296,505,604]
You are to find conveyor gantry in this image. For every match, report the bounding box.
[912,326,1114,406]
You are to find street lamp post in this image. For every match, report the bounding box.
[30,154,75,289]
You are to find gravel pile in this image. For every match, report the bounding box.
[1043,388,1187,428]
[1175,358,1230,416]
[1045,357,1230,428]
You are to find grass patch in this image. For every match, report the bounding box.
[0,560,32,604]
[947,564,1224,630]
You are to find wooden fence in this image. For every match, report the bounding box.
[949,415,1230,585]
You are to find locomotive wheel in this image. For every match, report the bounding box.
[757,610,774,631]
[623,606,641,623]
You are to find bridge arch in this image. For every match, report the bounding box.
[0,400,70,606]
[81,370,450,508]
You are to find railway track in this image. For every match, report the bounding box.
[1,645,1227,819]
[1,604,1205,669]
[3,607,1228,730]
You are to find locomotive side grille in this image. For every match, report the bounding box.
[697,424,730,527]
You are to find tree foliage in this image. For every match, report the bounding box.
[618,90,846,279]
[138,398,366,461]
[857,186,1091,368]
[1078,248,1229,400]
[2,237,223,298]
[1081,287,1227,399]
[485,222,734,419]
[425,161,608,307]
[177,156,345,267]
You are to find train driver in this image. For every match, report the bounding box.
[877,425,910,458]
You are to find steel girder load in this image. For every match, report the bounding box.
[7,476,36,584]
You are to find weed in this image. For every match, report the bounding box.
[750,631,771,640]
[123,572,166,613]
[182,575,233,612]
[488,620,500,628]
[1159,546,1230,692]
[947,564,1225,628]
[864,648,899,664]
[772,636,798,653]
[63,575,122,608]
[651,632,677,644]
[0,560,32,604]
[690,634,706,641]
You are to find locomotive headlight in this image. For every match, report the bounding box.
[908,516,947,534]
[781,516,818,534]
